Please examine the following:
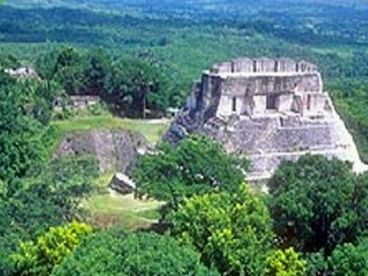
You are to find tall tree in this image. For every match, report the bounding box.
[133,135,248,210]
[169,185,273,275]
[268,155,368,255]
[0,72,49,183]
[104,57,167,118]
[36,47,86,95]
[0,156,98,275]
[82,48,111,96]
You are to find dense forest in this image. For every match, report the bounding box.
[1,0,368,275]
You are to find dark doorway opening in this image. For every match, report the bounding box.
[232,97,237,112]
[307,94,311,110]
[266,94,277,110]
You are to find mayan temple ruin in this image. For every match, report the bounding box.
[165,58,368,181]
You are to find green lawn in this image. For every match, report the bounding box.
[83,171,163,231]
[84,190,163,230]
[48,115,170,155]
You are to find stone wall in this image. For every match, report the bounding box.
[210,58,318,74]
[202,66,324,117]
[190,58,326,119]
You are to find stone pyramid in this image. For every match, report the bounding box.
[164,58,367,181]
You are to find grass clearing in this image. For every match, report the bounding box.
[84,192,163,230]
[82,147,163,230]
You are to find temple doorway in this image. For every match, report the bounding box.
[266,94,277,110]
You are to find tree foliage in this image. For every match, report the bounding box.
[12,221,92,276]
[307,239,368,275]
[133,135,248,209]
[103,56,168,117]
[325,239,368,276]
[0,156,98,275]
[53,229,219,276]
[36,47,86,96]
[35,47,170,118]
[0,54,20,69]
[265,248,306,276]
[169,185,273,275]
[0,71,57,183]
[268,154,368,255]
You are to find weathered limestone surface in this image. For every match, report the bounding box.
[56,129,148,174]
[165,58,367,180]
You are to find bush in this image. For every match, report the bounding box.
[12,221,92,276]
[265,248,306,276]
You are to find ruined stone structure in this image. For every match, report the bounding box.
[56,129,148,174]
[54,96,101,112]
[165,58,368,181]
[5,66,40,80]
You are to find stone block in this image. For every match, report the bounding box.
[278,58,297,72]
[276,94,294,112]
[253,95,267,114]
[232,58,253,73]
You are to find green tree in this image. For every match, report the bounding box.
[169,185,273,275]
[104,57,167,118]
[326,240,368,276]
[54,47,86,95]
[22,79,60,125]
[133,135,248,210]
[82,48,111,96]
[35,47,174,117]
[0,72,50,183]
[36,47,86,95]
[265,248,306,276]
[268,155,368,255]
[53,229,219,276]
[307,239,368,276]
[0,54,20,69]
[0,156,98,275]
[12,221,92,276]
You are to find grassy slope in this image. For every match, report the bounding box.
[84,191,162,230]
